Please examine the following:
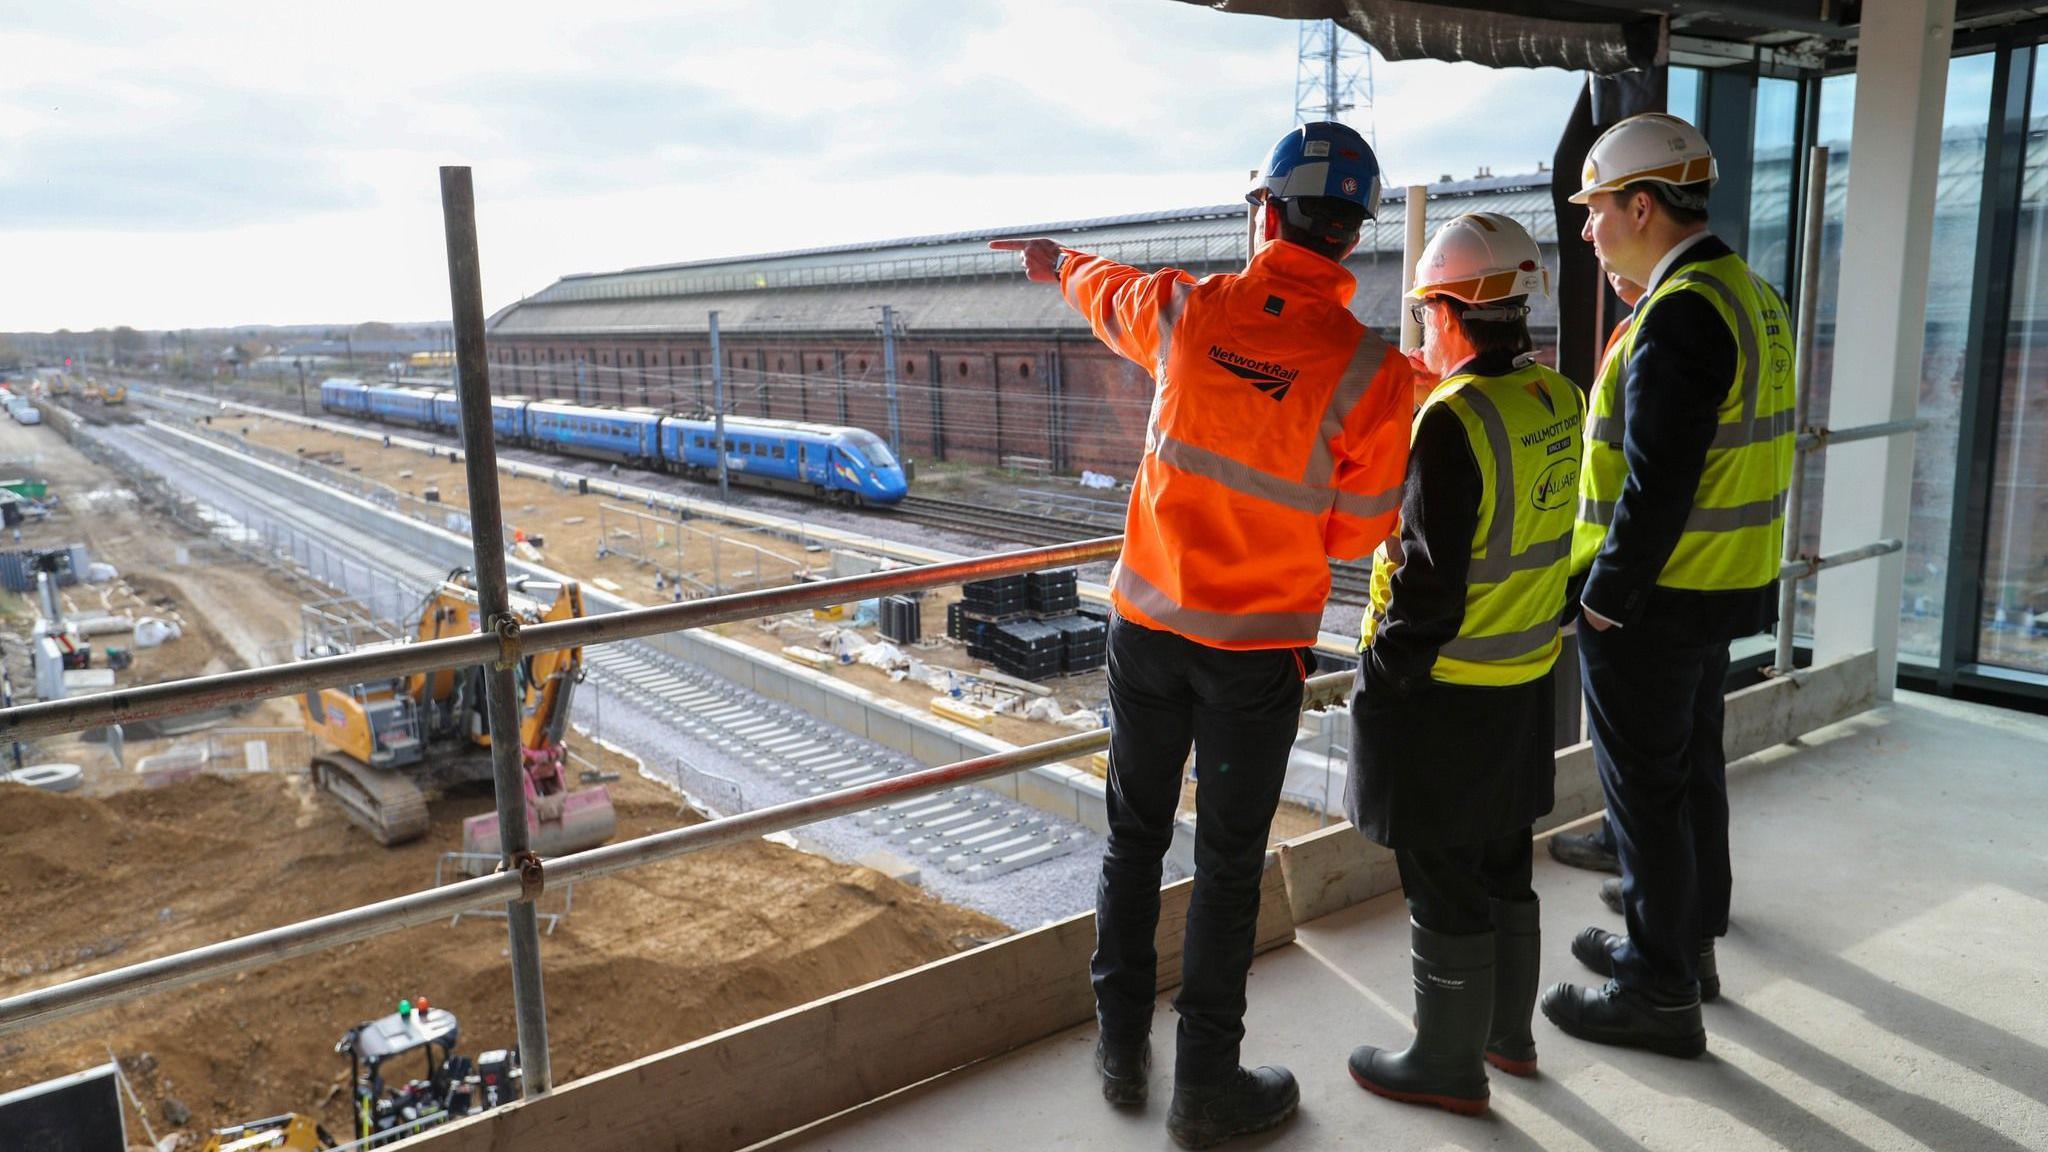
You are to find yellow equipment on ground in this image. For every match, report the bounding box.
[298,569,616,858]
[199,1113,335,1151]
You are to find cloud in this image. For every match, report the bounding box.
[0,0,1588,330]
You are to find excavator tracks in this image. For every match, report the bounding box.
[313,755,432,845]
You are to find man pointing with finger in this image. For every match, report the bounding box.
[994,120,1421,1149]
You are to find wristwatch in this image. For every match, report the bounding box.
[1051,250,1068,279]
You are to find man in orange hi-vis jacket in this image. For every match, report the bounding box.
[993,121,1421,1151]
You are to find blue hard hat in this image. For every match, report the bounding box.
[1248,122,1382,219]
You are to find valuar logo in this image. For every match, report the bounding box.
[1208,344,1299,401]
[1532,459,1579,511]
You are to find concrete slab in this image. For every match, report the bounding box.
[758,692,2048,1151]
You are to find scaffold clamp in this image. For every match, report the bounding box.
[489,613,523,670]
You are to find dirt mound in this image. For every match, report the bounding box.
[0,756,1004,1142]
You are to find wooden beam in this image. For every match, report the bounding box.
[1275,650,1880,924]
[402,856,1295,1152]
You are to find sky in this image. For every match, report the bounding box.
[0,0,1586,332]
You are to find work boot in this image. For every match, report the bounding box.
[1095,1033,1151,1106]
[1347,922,1493,1116]
[1568,928,1719,1002]
[1485,898,1542,1077]
[1547,827,1620,874]
[1599,877,1624,915]
[1166,1065,1299,1149]
[1540,980,1706,1059]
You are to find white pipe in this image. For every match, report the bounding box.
[1400,185,1427,353]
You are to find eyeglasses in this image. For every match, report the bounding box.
[1407,300,1432,328]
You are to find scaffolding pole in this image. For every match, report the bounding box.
[440,165,553,1096]
[0,669,1356,1038]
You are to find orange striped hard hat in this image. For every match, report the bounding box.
[1409,212,1549,305]
[1569,113,1718,205]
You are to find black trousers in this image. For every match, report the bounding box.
[1092,613,1309,1086]
[1396,829,1536,936]
[1580,620,1732,1002]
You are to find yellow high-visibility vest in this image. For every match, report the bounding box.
[1572,251,1797,590]
[1363,361,1583,686]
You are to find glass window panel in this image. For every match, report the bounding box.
[1669,66,1702,126]
[1981,51,2048,674]
[1797,53,1996,668]
[1748,77,1800,294]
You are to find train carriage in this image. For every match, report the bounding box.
[658,415,906,506]
[364,385,441,428]
[527,402,661,467]
[319,378,370,416]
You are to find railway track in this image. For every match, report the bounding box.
[93,420,1098,885]
[128,382,1377,605]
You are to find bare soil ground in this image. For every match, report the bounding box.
[0,406,1006,1143]
[227,413,1329,841]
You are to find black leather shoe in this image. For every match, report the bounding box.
[1548,828,1621,874]
[1096,1034,1150,1106]
[1540,980,1705,1058]
[1167,1065,1299,1149]
[1569,928,1720,1002]
[1599,877,1624,916]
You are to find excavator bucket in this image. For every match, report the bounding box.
[459,784,617,873]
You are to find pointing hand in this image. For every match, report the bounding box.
[988,237,1063,283]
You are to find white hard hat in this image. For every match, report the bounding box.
[1409,212,1549,309]
[1569,112,1717,206]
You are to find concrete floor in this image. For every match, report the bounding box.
[759,692,2048,1151]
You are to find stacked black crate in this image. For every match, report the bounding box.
[1026,569,1079,616]
[1050,614,1107,672]
[959,576,1029,663]
[992,619,1063,681]
[879,595,921,645]
[963,575,1030,617]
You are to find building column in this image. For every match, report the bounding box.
[1814,0,1955,692]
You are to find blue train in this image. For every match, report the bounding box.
[316,378,907,506]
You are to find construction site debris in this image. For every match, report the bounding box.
[929,696,993,731]
[2,762,82,792]
[133,618,182,648]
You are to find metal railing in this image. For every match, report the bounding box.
[0,159,1918,1133]
[0,536,1119,745]
[1772,146,1915,673]
[0,665,1346,1040]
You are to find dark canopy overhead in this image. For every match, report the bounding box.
[1179,1,2048,74]
[1178,0,1670,73]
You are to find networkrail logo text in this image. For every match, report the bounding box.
[1208,345,1299,401]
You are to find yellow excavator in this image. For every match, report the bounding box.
[199,1113,335,1152]
[298,569,617,860]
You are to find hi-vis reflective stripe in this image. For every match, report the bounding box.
[1585,270,1791,453]
[1457,385,1575,586]
[1468,534,1572,584]
[1155,436,1401,518]
[1579,491,1784,533]
[1151,325,1400,520]
[1440,617,1559,663]
[1156,437,1332,514]
[1306,329,1389,489]
[1154,279,1195,375]
[1112,564,1324,644]
[1336,486,1403,519]
[1593,411,1794,450]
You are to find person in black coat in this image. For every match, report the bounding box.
[1343,211,1580,1118]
